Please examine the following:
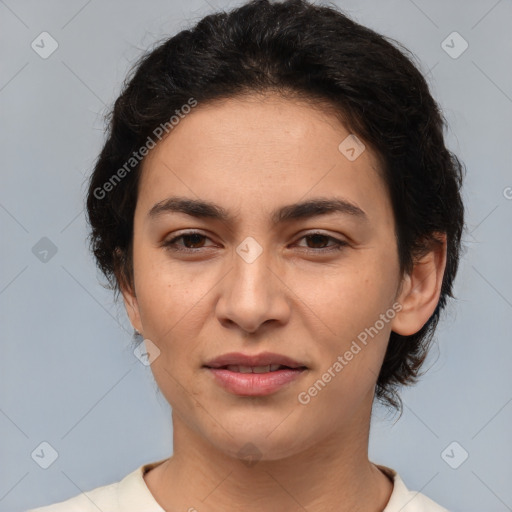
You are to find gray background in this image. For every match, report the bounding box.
[1,0,511,511]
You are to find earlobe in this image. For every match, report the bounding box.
[391,234,447,336]
[114,248,143,334]
[120,283,143,334]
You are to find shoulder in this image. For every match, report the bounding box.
[26,479,119,512]
[377,465,450,512]
[26,459,168,512]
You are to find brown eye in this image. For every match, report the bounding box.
[163,231,214,252]
[305,234,330,248]
[296,232,348,252]
[179,233,207,248]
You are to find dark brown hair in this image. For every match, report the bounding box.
[85,0,466,413]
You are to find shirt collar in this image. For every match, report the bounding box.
[118,459,445,512]
[117,457,168,511]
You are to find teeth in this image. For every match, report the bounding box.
[253,365,270,373]
[225,364,285,373]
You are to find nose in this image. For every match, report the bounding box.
[215,242,291,335]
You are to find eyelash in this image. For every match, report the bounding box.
[162,231,349,254]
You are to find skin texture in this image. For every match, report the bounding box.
[120,92,447,511]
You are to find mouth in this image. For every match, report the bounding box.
[205,364,307,373]
[202,352,308,396]
[203,351,308,371]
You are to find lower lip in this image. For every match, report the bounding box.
[205,368,307,396]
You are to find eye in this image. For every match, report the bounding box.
[162,230,349,254]
[162,231,215,252]
[294,232,349,253]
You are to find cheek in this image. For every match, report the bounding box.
[133,245,210,333]
[293,250,399,386]
[296,271,395,414]
[132,258,219,397]
[134,266,206,408]
[301,259,396,336]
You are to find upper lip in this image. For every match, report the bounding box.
[204,351,307,369]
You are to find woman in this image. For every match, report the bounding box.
[28,0,464,510]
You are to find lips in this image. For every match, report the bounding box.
[203,351,307,370]
[223,364,293,373]
[203,352,308,396]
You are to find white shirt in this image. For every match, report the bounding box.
[27,458,449,511]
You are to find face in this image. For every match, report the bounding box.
[122,93,409,461]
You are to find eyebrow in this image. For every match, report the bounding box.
[147,196,368,224]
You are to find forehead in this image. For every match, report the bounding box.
[136,93,392,226]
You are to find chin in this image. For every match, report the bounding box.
[206,425,313,464]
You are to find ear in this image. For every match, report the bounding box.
[391,233,447,336]
[118,275,144,335]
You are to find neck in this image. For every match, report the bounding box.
[145,399,393,512]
